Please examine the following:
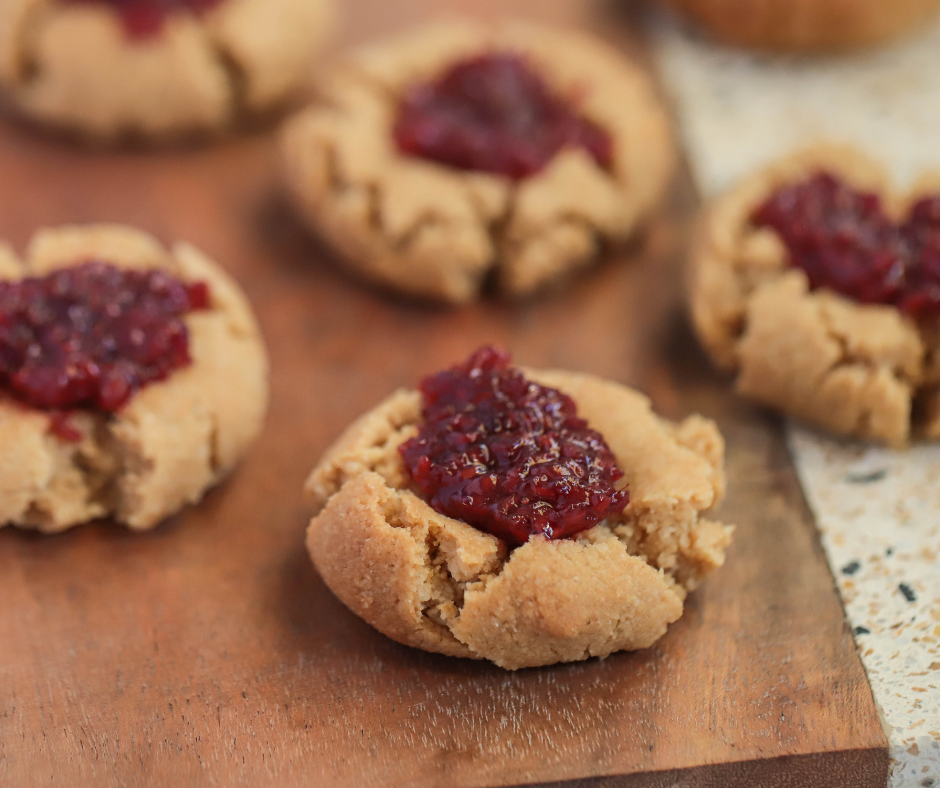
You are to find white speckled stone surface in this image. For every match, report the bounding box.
[650,11,940,786]
[787,428,940,787]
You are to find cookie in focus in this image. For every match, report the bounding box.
[304,347,733,670]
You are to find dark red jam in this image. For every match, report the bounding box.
[0,261,209,429]
[399,347,629,546]
[61,0,224,39]
[393,53,613,180]
[752,172,940,318]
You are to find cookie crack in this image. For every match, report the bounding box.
[79,417,122,508]
[5,0,48,88]
[389,213,443,255]
[420,530,463,629]
[607,513,689,587]
[322,142,384,236]
[819,306,902,378]
[363,182,382,234]
[207,34,248,123]
[20,415,121,531]
[561,211,606,256]
[387,502,480,651]
[323,141,344,192]
[208,410,222,476]
[818,309,918,436]
[605,496,728,595]
[497,212,602,293]
[417,529,501,656]
[382,495,508,649]
[818,354,895,440]
[910,326,940,437]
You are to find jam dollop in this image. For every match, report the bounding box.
[393,53,613,180]
[0,261,209,420]
[61,0,224,39]
[399,346,629,546]
[752,172,940,318]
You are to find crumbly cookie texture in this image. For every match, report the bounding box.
[0,0,334,141]
[662,0,940,51]
[688,142,940,446]
[281,20,675,304]
[0,224,268,532]
[305,370,731,670]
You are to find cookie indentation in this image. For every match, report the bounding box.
[399,346,629,545]
[753,171,940,318]
[0,261,209,414]
[393,52,612,180]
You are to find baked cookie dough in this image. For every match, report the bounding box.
[0,224,268,532]
[0,0,335,141]
[688,142,940,446]
[305,349,732,670]
[281,21,675,304]
[662,0,940,51]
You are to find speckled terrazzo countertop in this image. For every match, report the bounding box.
[789,429,940,786]
[650,12,940,787]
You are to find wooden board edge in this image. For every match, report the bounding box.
[512,746,891,788]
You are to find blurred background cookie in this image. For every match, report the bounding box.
[0,0,335,141]
[0,224,268,532]
[687,142,940,445]
[281,20,675,304]
[660,0,940,51]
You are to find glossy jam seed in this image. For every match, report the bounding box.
[394,53,613,180]
[752,172,940,318]
[0,261,209,425]
[399,346,629,546]
[61,0,224,39]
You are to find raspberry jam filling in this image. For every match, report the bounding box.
[752,172,940,318]
[394,53,613,180]
[399,347,629,546]
[61,0,224,39]
[0,261,210,436]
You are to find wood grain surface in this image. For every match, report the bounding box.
[0,1,890,786]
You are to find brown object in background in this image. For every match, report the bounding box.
[0,0,890,786]
[0,0,335,141]
[662,0,940,50]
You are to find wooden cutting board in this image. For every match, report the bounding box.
[0,1,890,786]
